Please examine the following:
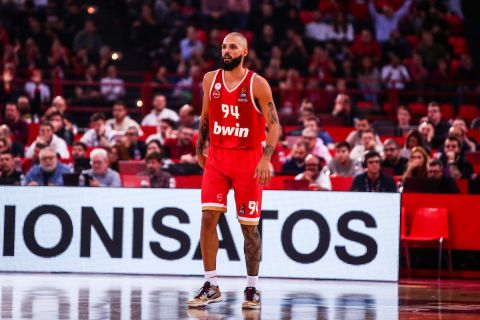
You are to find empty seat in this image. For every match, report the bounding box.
[458,105,480,124]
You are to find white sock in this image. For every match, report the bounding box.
[205,270,218,286]
[247,275,258,288]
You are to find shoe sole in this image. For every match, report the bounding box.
[187,297,222,308]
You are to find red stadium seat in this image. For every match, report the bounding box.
[121,175,150,188]
[27,123,40,145]
[118,160,145,175]
[330,176,353,191]
[465,152,480,173]
[408,102,427,116]
[401,207,452,277]
[448,36,468,56]
[357,101,375,111]
[140,125,157,141]
[174,175,202,188]
[440,103,455,121]
[196,29,208,44]
[458,105,480,124]
[299,11,314,24]
[405,35,419,49]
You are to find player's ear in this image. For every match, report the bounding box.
[243,48,248,57]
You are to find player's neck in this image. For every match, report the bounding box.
[223,66,247,81]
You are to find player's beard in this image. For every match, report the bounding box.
[221,55,243,71]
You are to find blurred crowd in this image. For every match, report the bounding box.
[0,0,479,192]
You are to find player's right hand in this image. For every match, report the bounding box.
[197,153,206,169]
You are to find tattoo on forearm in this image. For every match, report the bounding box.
[267,102,279,125]
[196,115,209,153]
[263,144,275,157]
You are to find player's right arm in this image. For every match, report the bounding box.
[196,71,215,169]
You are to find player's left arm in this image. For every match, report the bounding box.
[254,75,281,185]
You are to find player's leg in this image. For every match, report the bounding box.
[232,148,263,309]
[187,150,230,308]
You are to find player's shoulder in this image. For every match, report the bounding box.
[252,73,271,96]
[252,73,269,87]
[203,70,218,83]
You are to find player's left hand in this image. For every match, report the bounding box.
[255,158,272,186]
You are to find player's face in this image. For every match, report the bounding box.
[221,36,246,71]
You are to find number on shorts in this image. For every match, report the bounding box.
[248,201,259,215]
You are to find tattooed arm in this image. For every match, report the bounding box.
[196,71,215,169]
[253,75,281,185]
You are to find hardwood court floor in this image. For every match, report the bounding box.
[0,273,479,319]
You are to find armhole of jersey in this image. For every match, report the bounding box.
[250,73,262,114]
[208,69,220,101]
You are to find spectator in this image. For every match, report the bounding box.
[17,95,32,123]
[408,52,428,94]
[80,112,115,148]
[24,147,71,186]
[163,126,196,162]
[125,126,146,160]
[418,121,434,150]
[0,125,24,157]
[82,148,121,187]
[305,10,330,43]
[328,141,361,177]
[295,154,332,191]
[331,94,361,127]
[109,143,130,173]
[346,117,383,147]
[303,116,333,145]
[0,69,19,105]
[201,1,227,29]
[146,140,164,157]
[24,68,51,117]
[2,101,29,145]
[326,12,354,42]
[381,139,408,175]
[141,94,180,126]
[350,129,383,162]
[381,29,410,62]
[0,152,22,185]
[73,64,102,105]
[179,26,204,61]
[178,104,199,130]
[402,146,429,181]
[350,29,381,63]
[301,127,332,164]
[253,24,277,63]
[48,111,74,145]
[25,122,69,159]
[226,0,250,30]
[106,101,143,136]
[71,141,91,173]
[439,135,473,180]
[456,54,478,92]
[416,30,447,71]
[73,20,102,58]
[451,118,477,152]
[400,129,429,158]
[381,52,410,90]
[138,152,175,188]
[146,118,176,145]
[368,0,412,43]
[357,56,380,105]
[427,102,451,149]
[395,105,415,136]
[281,141,308,175]
[100,65,125,102]
[350,151,396,192]
[426,158,460,194]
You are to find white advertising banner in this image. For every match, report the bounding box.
[0,187,400,281]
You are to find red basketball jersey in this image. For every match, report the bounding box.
[208,69,266,149]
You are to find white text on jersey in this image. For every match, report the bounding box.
[213,121,249,138]
[221,104,240,119]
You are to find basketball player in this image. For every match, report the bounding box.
[187,32,280,309]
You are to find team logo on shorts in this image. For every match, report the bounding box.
[212,90,220,99]
[214,83,221,90]
[238,86,248,102]
[216,193,223,201]
[239,203,245,214]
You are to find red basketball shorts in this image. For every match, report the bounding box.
[201,146,263,225]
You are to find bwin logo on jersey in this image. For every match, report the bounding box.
[213,121,249,137]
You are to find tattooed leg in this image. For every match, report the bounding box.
[241,224,261,276]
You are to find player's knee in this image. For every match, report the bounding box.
[241,224,259,237]
[201,210,220,230]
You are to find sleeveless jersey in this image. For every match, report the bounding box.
[208,69,266,149]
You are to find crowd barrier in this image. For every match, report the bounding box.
[0,187,400,281]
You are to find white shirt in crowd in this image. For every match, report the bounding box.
[141,108,180,126]
[25,135,70,159]
[295,171,332,191]
[381,64,410,89]
[105,116,143,136]
[100,77,125,101]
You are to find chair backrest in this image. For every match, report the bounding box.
[121,175,150,188]
[410,207,449,240]
[118,160,146,175]
[330,176,353,191]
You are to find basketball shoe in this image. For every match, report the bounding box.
[242,287,261,309]
[187,281,222,307]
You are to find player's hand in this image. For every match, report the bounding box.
[197,153,206,169]
[255,158,272,185]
